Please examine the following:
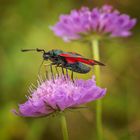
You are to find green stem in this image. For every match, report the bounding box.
[60,113,69,140]
[91,39,103,140]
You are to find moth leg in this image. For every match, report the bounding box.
[71,71,74,82]
[49,63,57,82]
[45,66,49,79]
[55,64,59,77]
[57,64,67,79]
[61,66,64,75]
[66,68,68,78]
[44,63,52,79]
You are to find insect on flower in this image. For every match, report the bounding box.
[21,48,105,80]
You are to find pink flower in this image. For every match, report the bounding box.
[13,76,106,117]
[51,5,137,42]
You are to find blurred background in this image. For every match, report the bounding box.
[0,0,140,140]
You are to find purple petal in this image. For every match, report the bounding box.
[51,5,136,41]
[13,75,106,117]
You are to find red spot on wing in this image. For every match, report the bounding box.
[76,58,105,66]
[74,58,96,65]
[59,54,105,66]
[59,53,72,57]
[65,58,77,63]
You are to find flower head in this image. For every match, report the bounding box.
[13,76,106,117]
[51,5,136,42]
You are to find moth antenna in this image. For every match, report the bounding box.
[21,49,36,52]
[21,48,45,53]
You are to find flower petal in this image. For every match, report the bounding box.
[14,75,106,117]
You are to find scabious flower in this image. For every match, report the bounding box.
[13,76,106,117]
[51,5,136,42]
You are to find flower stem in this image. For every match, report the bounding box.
[91,39,103,140]
[60,113,69,140]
